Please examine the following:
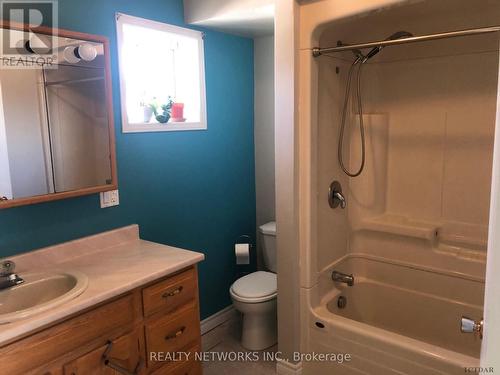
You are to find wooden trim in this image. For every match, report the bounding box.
[0,184,117,209]
[0,21,118,210]
[0,20,109,44]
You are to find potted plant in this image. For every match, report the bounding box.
[143,104,154,123]
[141,95,156,123]
[154,97,174,124]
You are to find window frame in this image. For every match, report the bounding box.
[115,13,207,133]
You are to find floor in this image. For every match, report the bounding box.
[202,316,278,375]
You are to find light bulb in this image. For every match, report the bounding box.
[63,46,80,63]
[77,44,97,61]
[63,44,97,64]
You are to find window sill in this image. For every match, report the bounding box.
[122,121,207,133]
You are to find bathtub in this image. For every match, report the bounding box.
[303,255,485,374]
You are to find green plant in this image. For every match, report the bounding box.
[155,97,174,124]
[148,102,159,115]
[146,97,159,116]
[160,97,174,113]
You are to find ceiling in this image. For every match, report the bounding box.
[183,0,275,38]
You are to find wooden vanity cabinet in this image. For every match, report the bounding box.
[63,328,144,375]
[1,266,202,375]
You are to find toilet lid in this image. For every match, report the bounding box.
[231,271,277,299]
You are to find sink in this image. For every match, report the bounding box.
[0,270,88,324]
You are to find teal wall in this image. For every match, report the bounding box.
[0,0,256,319]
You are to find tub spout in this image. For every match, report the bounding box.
[332,271,354,286]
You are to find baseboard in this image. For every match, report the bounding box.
[201,305,239,351]
[201,305,238,335]
[277,359,303,375]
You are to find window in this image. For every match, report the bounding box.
[116,13,207,132]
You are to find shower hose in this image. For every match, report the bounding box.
[338,59,366,177]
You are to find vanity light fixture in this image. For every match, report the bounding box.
[63,43,98,63]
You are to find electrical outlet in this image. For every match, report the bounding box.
[100,190,120,208]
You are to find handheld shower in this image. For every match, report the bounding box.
[362,31,413,62]
[337,31,412,177]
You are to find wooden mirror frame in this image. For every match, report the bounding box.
[0,21,117,209]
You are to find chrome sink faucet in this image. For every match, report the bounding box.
[0,260,24,291]
[332,270,354,286]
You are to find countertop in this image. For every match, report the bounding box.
[0,224,204,346]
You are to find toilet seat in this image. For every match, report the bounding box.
[230,271,277,303]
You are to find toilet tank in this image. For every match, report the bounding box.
[259,221,276,273]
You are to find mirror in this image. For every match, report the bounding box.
[0,27,116,208]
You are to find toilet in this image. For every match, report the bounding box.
[230,221,277,351]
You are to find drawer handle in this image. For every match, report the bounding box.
[102,340,144,375]
[162,286,183,298]
[165,326,186,340]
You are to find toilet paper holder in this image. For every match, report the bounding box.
[235,234,253,246]
[235,235,253,265]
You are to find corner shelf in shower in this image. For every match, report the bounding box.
[437,222,488,250]
[359,214,438,241]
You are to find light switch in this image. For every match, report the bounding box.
[100,190,119,208]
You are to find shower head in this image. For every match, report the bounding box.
[351,48,365,64]
[362,30,413,63]
[388,30,414,40]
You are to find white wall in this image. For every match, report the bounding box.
[481,43,500,368]
[254,35,275,234]
[275,0,301,363]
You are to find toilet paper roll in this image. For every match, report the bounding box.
[235,243,250,265]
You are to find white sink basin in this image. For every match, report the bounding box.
[0,270,88,324]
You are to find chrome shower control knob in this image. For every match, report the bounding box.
[328,181,346,209]
[460,316,483,339]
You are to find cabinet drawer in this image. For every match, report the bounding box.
[0,294,136,374]
[142,268,197,317]
[145,306,200,367]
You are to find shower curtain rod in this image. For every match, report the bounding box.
[312,25,500,57]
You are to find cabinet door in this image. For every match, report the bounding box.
[63,329,144,375]
[0,294,135,374]
[28,367,63,375]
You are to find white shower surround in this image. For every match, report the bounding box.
[295,0,500,373]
